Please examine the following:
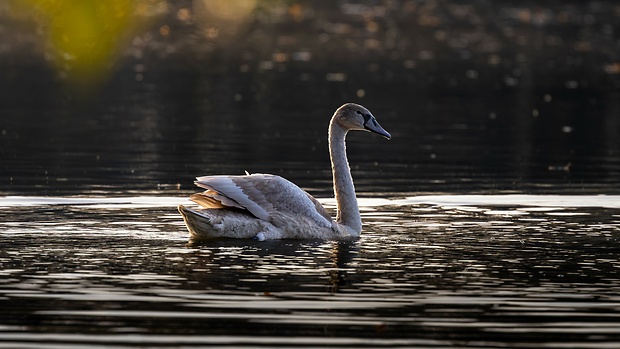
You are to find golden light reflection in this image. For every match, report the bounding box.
[195,0,256,21]
[15,0,166,89]
[192,0,257,39]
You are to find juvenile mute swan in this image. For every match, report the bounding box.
[178,103,390,241]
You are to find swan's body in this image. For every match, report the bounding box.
[178,103,390,241]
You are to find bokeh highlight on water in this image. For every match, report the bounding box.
[1,1,620,348]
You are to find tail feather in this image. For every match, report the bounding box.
[178,204,265,241]
[178,205,221,240]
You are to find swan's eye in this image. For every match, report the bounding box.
[356,110,373,126]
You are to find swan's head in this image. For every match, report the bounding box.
[334,103,391,139]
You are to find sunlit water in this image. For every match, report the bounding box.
[2,1,620,347]
[1,195,620,348]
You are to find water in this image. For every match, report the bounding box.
[1,0,620,347]
[1,195,620,348]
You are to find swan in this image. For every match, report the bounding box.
[178,103,390,241]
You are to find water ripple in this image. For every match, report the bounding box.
[1,194,619,347]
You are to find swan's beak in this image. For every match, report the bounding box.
[364,117,391,140]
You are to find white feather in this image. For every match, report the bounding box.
[195,176,272,221]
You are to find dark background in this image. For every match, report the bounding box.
[1,0,619,196]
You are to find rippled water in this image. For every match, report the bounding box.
[2,195,620,348]
[2,0,620,347]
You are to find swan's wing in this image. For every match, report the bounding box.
[303,192,333,226]
[192,174,334,228]
[188,193,226,209]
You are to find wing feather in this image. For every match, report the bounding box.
[193,174,333,228]
[189,192,226,208]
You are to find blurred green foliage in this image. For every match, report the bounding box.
[15,0,163,88]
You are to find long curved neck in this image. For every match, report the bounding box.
[329,119,362,234]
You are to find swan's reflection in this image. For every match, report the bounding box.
[182,239,359,293]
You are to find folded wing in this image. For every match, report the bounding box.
[191,174,334,228]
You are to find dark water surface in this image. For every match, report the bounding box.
[1,1,620,348]
[2,196,620,348]
[1,0,619,196]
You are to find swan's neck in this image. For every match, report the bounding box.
[329,120,362,234]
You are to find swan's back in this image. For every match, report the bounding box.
[192,174,334,229]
